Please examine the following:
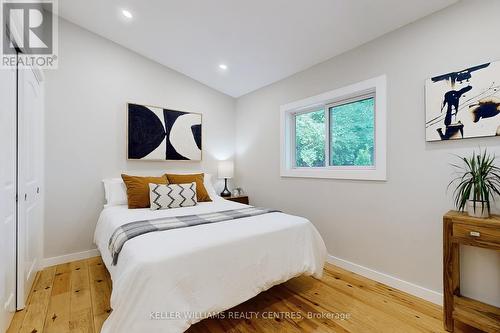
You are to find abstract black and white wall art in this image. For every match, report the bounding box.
[127,103,202,160]
[425,61,500,141]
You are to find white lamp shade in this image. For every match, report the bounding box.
[218,160,234,179]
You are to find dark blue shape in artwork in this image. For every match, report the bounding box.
[432,63,490,87]
[471,101,500,123]
[437,123,464,140]
[128,104,166,159]
[442,86,473,126]
[164,109,189,160]
[191,124,202,150]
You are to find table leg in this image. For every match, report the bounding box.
[443,217,460,331]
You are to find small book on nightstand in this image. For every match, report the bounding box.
[224,196,249,205]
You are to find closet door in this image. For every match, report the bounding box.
[17,67,44,309]
[0,59,17,330]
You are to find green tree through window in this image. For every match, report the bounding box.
[295,109,325,167]
[330,97,374,166]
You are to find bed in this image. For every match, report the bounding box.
[94,193,326,333]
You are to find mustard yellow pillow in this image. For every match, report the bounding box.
[165,173,212,202]
[121,174,169,209]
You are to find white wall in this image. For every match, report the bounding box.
[44,19,236,258]
[235,0,500,306]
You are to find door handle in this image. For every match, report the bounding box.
[37,187,40,194]
[24,193,27,201]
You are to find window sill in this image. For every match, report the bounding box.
[280,167,386,181]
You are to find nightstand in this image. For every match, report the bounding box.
[443,211,500,332]
[225,195,249,205]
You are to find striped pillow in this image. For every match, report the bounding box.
[149,182,197,210]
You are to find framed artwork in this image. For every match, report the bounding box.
[127,103,202,161]
[425,61,500,141]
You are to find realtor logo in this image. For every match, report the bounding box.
[1,0,58,68]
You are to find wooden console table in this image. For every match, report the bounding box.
[443,211,500,332]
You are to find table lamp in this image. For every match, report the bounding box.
[218,160,234,197]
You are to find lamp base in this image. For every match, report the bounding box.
[220,178,231,197]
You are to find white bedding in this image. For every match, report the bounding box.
[94,197,326,333]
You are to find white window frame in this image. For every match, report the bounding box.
[280,75,387,181]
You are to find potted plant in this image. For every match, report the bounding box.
[448,149,500,218]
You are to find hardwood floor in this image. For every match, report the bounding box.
[7,257,447,333]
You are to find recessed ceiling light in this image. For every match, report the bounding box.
[122,9,133,19]
[219,64,228,70]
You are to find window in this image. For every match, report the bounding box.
[281,75,386,180]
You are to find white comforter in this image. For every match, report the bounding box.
[94,197,326,333]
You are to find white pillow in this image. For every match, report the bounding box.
[102,178,128,207]
[203,173,219,200]
[150,182,197,210]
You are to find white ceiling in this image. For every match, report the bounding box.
[58,0,458,97]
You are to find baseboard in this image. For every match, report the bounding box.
[327,254,443,306]
[40,249,100,268]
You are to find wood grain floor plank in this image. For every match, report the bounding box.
[7,257,447,333]
[271,284,351,333]
[68,260,94,333]
[282,276,385,333]
[43,263,72,333]
[6,308,28,333]
[324,266,442,321]
[6,271,40,333]
[19,267,56,333]
[321,268,445,332]
[88,257,112,332]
